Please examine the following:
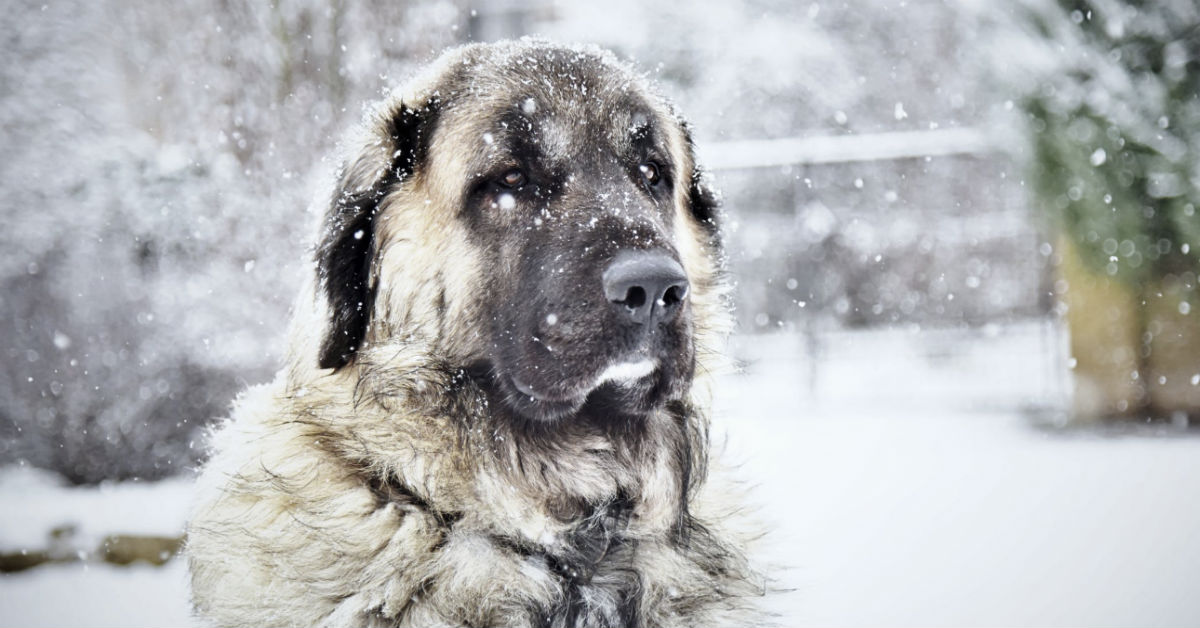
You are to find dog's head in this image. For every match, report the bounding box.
[311,41,725,423]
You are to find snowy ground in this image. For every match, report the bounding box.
[722,322,1200,627]
[3,321,1199,627]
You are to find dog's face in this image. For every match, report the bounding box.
[314,42,722,423]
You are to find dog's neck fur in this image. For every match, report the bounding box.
[285,331,706,559]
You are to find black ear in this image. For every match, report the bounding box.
[316,101,439,370]
[687,166,721,235]
[680,122,722,238]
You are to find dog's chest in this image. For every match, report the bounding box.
[545,496,632,580]
[533,499,643,628]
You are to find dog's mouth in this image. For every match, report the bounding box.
[497,358,661,422]
[511,358,657,402]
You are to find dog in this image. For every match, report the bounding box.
[186,39,765,628]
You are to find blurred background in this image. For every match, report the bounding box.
[1,0,1198,626]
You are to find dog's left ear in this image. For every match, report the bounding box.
[688,166,721,233]
[315,100,439,370]
[681,124,722,242]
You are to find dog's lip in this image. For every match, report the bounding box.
[592,358,657,386]
[500,373,586,422]
[509,374,563,402]
[508,358,659,403]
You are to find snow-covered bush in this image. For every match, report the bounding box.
[1023,0,1200,284]
[0,1,465,482]
[1016,0,1200,419]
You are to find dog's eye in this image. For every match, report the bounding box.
[498,169,527,189]
[639,162,661,186]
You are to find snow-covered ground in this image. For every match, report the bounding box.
[722,323,1200,627]
[0,468,192,553]
[3,322,1199,627]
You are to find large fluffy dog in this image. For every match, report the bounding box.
[187,40,764,627]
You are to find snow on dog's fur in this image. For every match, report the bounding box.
[186,40,766,628]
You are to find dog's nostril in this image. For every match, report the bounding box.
[660,284,686,307]
[619,286,647,309]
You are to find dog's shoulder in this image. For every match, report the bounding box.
[186,380,446,626]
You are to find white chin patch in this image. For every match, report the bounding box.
[594,359,657,387]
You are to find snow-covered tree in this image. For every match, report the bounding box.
[1019,0,1200,419]
[1024,0,1200,285]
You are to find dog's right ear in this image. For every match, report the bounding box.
[315,100,439,370]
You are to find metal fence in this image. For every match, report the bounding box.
[706,128,1068,413]
[704,127,1050,333]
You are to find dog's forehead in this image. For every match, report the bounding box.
[444,46,669,159]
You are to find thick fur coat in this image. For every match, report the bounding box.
[187,40,765,628]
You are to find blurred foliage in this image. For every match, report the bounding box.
[1023,0,1200,286]
[0,0,467,483]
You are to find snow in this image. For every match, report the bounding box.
[3,322,1199,626]
[0,467,191,553]
[718,323,1200,626]
[0,469,195,627]
[0,561,194,628]
[738,410,1200,627]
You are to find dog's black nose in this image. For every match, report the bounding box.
[602,251,689,326]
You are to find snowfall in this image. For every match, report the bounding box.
[2,322,1199,627]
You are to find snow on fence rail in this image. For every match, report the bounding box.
[699,127,996,171]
